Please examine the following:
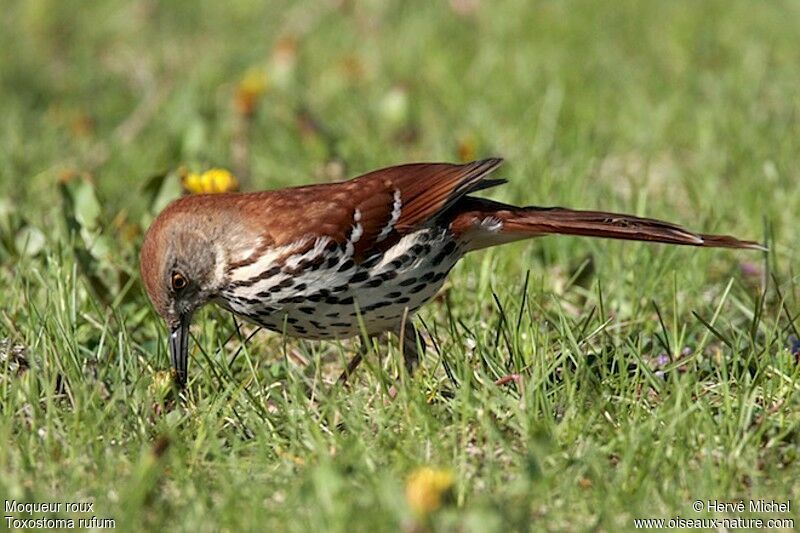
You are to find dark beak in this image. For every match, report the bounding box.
[169,315,190,387]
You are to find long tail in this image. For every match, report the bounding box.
[449,197,765,251]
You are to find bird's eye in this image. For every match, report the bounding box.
[171,272,188,292]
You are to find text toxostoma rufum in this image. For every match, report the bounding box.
[140,159,763,386]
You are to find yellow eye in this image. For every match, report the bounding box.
[171,272,188,291]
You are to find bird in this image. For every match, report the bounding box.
[140,158,763,387]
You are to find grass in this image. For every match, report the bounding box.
[1,0,799,530]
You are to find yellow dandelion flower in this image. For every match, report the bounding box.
[405,467,455,517]
[182,168,239,195]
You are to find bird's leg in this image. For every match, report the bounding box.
[399,320,425,375]
[337,336,374,385]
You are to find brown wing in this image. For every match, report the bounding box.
[349,158,504,249]
[239,158,505,259]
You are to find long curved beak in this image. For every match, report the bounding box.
[169,315,190,387]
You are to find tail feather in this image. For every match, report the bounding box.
[450,198,765,251]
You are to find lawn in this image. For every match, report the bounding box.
[1,0,799,531]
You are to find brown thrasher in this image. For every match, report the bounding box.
[140,159,763,386]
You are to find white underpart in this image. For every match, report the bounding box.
[377,189,402,242]
[223,227,463,340]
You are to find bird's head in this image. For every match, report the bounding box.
[140,197,229,385]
